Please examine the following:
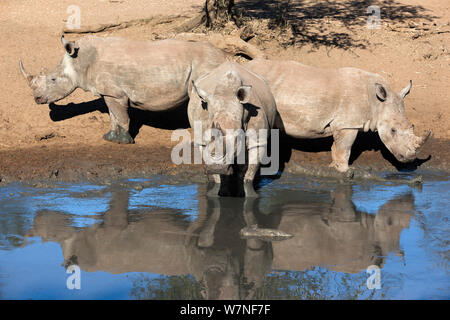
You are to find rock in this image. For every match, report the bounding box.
[35,131,57,141]
[408,175,423,185]
[240,225,294,241]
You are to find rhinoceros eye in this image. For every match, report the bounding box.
[391,128,396,135]
[201,101,207,110]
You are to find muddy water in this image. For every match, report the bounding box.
[0,174,448,300]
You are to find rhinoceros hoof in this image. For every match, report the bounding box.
[329,162,348,173]
[103,127,134,144]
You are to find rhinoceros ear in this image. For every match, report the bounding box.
[399,80,412,99]
[191,80,210,103]
[61,35,79,57]
[375,83,387,102]
[237,85,252,104]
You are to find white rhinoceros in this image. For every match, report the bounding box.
[19,35,227,143]
[188,61,279,197]
[246,59,431,172]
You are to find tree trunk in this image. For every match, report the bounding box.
[173,0,237,33]
[205,0,236,28]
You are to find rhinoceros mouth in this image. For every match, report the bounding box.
[211,153,226,163]
[205,164,233,175]
[34,96,48,104]
[396,153,415,163]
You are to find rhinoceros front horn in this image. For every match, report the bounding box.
[415,130,432,154]
[420,130,432,147]
[19,60,33,85]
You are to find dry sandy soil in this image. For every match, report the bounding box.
[0,0,449,182]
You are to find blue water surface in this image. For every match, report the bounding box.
[0,175,448,300]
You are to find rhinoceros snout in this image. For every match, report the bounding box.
[398,151,416,163]
[395,130,432,163]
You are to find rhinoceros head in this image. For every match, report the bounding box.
[375,81,430,163]
[192,71,252,175]
[200,267,239,300]
[19,36,78,104]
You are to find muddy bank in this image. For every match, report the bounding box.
[0,144,200,184]
[0,135,447,184]
[2,0,449,185]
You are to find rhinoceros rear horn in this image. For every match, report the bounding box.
[19,60,33,85]
[61,35,78,57]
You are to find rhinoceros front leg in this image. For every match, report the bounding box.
[243,196,263,249]
[243,163,259,198]
[330,129,358,172]
[103,96,134,144]
[197,198,221,247]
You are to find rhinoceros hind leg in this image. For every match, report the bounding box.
[330,129,358,172]
[243,181,258,198]
[206,174,221,197]
[103,125,134,144]
[243,164,259,197]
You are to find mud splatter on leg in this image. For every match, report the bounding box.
[103,96,134,144]
[330,129,358,172]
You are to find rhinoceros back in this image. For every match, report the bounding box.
[75,36,227,112]
[246,59,378,138]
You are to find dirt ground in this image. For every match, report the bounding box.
[0,0,449,182]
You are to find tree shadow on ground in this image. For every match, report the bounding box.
[236,0,437,50]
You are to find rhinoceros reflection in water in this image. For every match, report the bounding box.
[26,184,415,299]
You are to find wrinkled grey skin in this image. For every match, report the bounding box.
[246,59,431,172]
[188,61,278,197]
[19,35,227,144]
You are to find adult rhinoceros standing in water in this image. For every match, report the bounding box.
[246,59,431,172]
[19,35,227,144]
[189,61,278,197]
